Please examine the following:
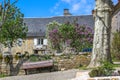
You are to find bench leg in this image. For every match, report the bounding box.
[49,67,53,72]
[24,69,28,75]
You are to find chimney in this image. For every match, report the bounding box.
[63,9,72,16]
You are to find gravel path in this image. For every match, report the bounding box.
[0,69,79,80]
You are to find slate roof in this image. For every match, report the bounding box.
[24,15,94,37]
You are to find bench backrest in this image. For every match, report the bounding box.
[22,60,53,69]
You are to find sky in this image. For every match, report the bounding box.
[2,0,119,18]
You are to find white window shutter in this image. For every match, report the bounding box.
[34,38,37,45]
[43,39,47,45]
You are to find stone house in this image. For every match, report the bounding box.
[2,9,94,55]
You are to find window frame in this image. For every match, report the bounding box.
[37,38,44,45]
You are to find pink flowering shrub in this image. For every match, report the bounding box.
[47,22,93,52]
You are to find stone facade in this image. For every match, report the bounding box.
[2,38,34,54]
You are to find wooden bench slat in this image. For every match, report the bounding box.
[22,63,53,69]
[22,60,54,69]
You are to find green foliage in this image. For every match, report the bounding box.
[47,21,93,52]
[47,21,61,31]
[102,62,114,76]
[111,30,120,61]
[89,62,114,77]
[59,23,75,40]
[0,54,3,61]
[0,0,27,76]
[0,73,7,78]
[0,0,28,47]
[29,55,40,62]
[29,54,52,62]
[38,55,51,61]
[4,55,10,64]
[47,21,61,51]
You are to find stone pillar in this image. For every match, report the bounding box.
[88,0,113,67]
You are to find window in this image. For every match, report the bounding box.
[37,38,43,45]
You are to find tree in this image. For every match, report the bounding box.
[59,23,93,52]
[47,21,93,53]
[47,21,62,53]
[88,0,113,68]
[0,0,28,76]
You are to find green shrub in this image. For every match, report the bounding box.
[102,62,114,76]
[29,55,40,62]
[39,55,52,61]
[29,54,52,62]
[111,30,120,61]
[89,62,114,77]
[0,73,7,78]
[89,67,105,77]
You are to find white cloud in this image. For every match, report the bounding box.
[50,0,95,15]
[72,3,80,12]
[50,1,61,13]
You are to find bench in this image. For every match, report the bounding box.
[22,60,54,75]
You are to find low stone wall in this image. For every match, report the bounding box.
[0,54,90,75]
[53,55,90,71]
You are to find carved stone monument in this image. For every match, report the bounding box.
[88,0,113,67]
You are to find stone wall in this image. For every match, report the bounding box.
[0,54,90,75]
[53,55,90,71]
[2,38,34,55]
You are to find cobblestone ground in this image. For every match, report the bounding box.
[0,69,79,80]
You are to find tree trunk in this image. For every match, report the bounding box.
[8,54,28,76]
[7,43,28,76]
[88,0,113,68]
